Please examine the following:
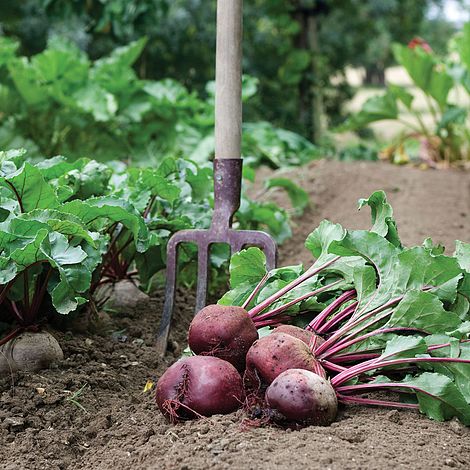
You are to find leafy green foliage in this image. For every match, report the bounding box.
[220,189,470,424]
[1,0,439,140]
[0,148,305,323]
[101,156,299,292]
[0,155,112,319]
[0,36,320,169]
[339,24,470,164]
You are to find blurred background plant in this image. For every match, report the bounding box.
[338,24,470,166]
[1,0,468,161]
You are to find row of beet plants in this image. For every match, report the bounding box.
[0,149,304,342]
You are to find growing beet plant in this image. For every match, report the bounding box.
[0,150,148,350]
[211,190,470,425]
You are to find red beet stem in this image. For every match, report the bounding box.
[332,356,470,387]
[252,280,341,322]
[307,290,356,332]
[242,273,270,309]
[253,316,291,328]
[320,326,426,360]
[321,360,348,373]
[332,352,381,363]
[337,393,419,410]
[247,256,341,318]
[315,302,358,334]
[315,307,395,356]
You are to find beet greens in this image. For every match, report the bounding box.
[217,190,470,425]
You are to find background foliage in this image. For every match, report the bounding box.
[0,0,454,143]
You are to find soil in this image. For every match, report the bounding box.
[1,160,470,470]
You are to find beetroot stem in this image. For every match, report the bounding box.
[247,256,340,318]
[252,280,341,322]
[315,308,394,356]
[242,273,270,310]
[253,316,291,328]
[337,393,419,410]
[332,352,381,363]
[321,360,348,373]
[427,339,470,352]
[332,356,470,387]
[307,290,356,332]
[315,301,358,334]
[320,326,426,360]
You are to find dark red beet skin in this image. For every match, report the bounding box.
[188,304,258,370]
[245,332,325,387]
[273,325,325,349]
[266,369,338,426]
[156,356,244,422]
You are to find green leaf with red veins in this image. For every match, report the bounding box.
[305,219,367,287]
[329,232,462,312]
[218,281,261,308]
[139,169,181,203]
[381,335,428,360]
[0,162,59,212]
[11,209,97,246]
[228,247,267,288]
[305,219,345,259]
[0,256,17,284]
[427,342,470,402]
[60,196,149,252]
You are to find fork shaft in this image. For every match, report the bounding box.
[215,0,243,160]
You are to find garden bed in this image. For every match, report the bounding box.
[1,160,470,470]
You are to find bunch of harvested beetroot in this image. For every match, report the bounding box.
[156,309,338,426]
[156,191,470,427]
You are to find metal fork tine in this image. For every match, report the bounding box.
[156,236,179,355]
[260,240,277,271]
[195,243,210,314]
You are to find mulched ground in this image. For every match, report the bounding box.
[1,160,470,470]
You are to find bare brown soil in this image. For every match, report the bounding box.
[1,160,470,470]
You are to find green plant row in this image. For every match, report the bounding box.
[0,36,319,168]
[0,149,308,329]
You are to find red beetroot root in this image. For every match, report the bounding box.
[245,332,326,388]
[188,304,258,370]
[273,325,325,350]
[156,356,244,422]
[266,368,337,426]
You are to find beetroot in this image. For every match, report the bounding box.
[273,325,325,349]
[245,332,325,387]
[156,356,244,422]
[188,304,258,370]
[266,369,337,426]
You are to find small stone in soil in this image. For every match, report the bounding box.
[386,410,402,424]
[448,418,467,436]
[3,417,26,432]
[111,332,128,343]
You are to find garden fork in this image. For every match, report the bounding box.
[156,0,277,355]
